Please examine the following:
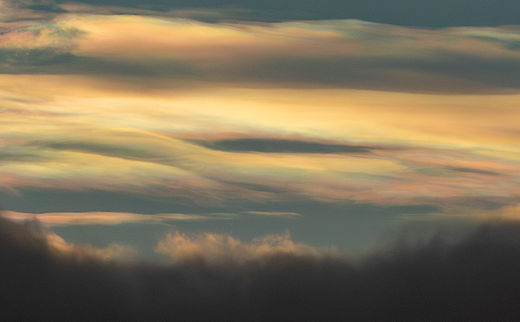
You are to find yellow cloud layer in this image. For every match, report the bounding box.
[4,211,220,226]
[1,14,519,210]
[58,15,520,63]
[0,73,518,205]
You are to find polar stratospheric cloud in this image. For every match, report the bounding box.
[1,0,520,320]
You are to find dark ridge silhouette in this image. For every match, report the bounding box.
[1,213,520,321]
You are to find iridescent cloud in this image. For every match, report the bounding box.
[0,9,518,247]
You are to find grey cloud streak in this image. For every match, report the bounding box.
[189,138,374,154]
[3,46,520,94]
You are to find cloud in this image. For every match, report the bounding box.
[244,210,301,217]
[445,166,500,176]
[3,210,217,226]
[5,213,520,319]
[44,230,137,260]
[155,231,321,264]
[36,140,166,162]
[190,138,373,153]
[3,15,520,93]
[57,2,250,22]
[1,16,519,213]
[0,146,51,162]
[0,215,136,261]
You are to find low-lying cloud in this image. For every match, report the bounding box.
[3,213,520,320]
[156,231,321,264]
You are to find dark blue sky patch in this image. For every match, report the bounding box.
[19,0,520,27]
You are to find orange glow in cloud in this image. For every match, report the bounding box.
[0,14,519,214]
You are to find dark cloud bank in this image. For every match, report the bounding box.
[13,0,520,26]
[4,47,520,94]
[190,138,373,153]
[3,215,520,321]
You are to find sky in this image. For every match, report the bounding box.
[1,0,520,319]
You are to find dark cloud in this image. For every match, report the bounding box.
[25,3,67,13]
[219,54,520,94]
[38,141,163,161]
[0,49,194,78]
[10,0,520,27]
[190,138,373,153]
[0,150,48,163]
[3,214,520,320]
[2,47,520,94]
[446,166,500,176]
[0,48,76,69]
